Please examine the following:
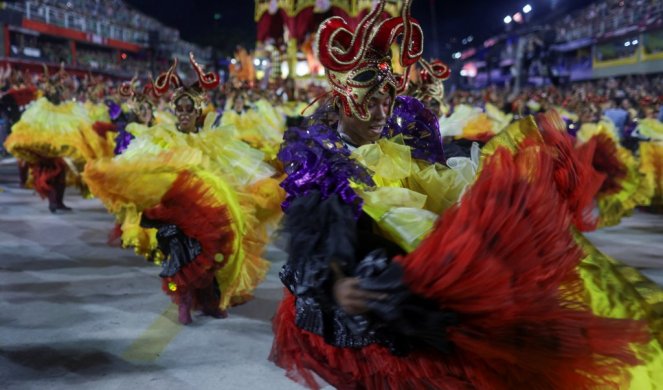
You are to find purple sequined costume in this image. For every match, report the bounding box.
[114,126,134,155]
[278,123,374,218]
[105,101,134,155]
[382,96,445,164]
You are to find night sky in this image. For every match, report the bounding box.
[125,0,597,57]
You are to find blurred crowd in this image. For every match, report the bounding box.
[9,31,148,76]
[555,0,663,42]
[449,74,663,131]
[35,0,166,34]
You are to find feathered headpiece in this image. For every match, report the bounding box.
[85,73,107,100]
[152,52,220,111]
[315,0,423,120]
[41,63,74,98]
[119,76,157,113]
[411,59,450,106]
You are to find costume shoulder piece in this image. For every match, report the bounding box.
[383,96,445,164]
[278,122,374,217]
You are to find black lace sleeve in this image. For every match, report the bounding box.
[280,191,357,303]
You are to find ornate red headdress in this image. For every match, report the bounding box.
[315,0,423,120]
[411,59,450,106]
[152,52,220,111]
[119,76,158,113]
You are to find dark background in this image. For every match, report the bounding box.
[125,0,597,56]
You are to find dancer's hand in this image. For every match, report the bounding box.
[333,277,387,315]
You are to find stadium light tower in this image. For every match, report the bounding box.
[523,4,532,14]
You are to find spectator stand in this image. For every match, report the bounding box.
[451,0,663,91]
[0,1,212,79]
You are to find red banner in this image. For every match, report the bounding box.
[22,19,142,53]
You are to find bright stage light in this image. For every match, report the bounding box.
[624,41,631,47]
[453,52,462,59]
[523,4,532,14]
[296,61,309,77]
[504,15,512,24]
[513,12,523,23]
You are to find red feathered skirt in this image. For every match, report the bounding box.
[143,172,236,306]
[271,139,648,390]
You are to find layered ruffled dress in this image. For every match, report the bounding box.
[270,97,650,389]
[637,119,663,209]
[484,111,663,388]
[84,100,118,160]
[4,97,107,198]
[83,113,284,310]
[220,99,287,162]
[572,119,653,227]
[439,103,509,143]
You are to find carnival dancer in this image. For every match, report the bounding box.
[84,54,280,324]
[636,118,663,211]
[0,65,37,185]
[4,65,99,213]
[574,118,653,227]
[220,90,286,164]
[114,78,158,154]
[101,78,161,247]
[269,1,650,389]
[409,58,451,118]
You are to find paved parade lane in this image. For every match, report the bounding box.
[1,159,662,390]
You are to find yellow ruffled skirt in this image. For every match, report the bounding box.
[4,98,97,164]
[575,233,663,388]
[639,141,663,208]
[83,148,270,310]
[596,143,654,227]
[483,117,663,386]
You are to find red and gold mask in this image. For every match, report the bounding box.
[412,59,451,107]
[315,0,423,121]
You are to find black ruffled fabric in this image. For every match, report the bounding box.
[280,190,456,355]
[280,191,357,298]
[140,215,202,278]
[357,251,457,354]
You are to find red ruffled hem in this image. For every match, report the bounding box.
[143,171,236,300]
[160,254,217,304]
[270,292,475,390]
[578,133,627,195]
[30,158,66,199]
